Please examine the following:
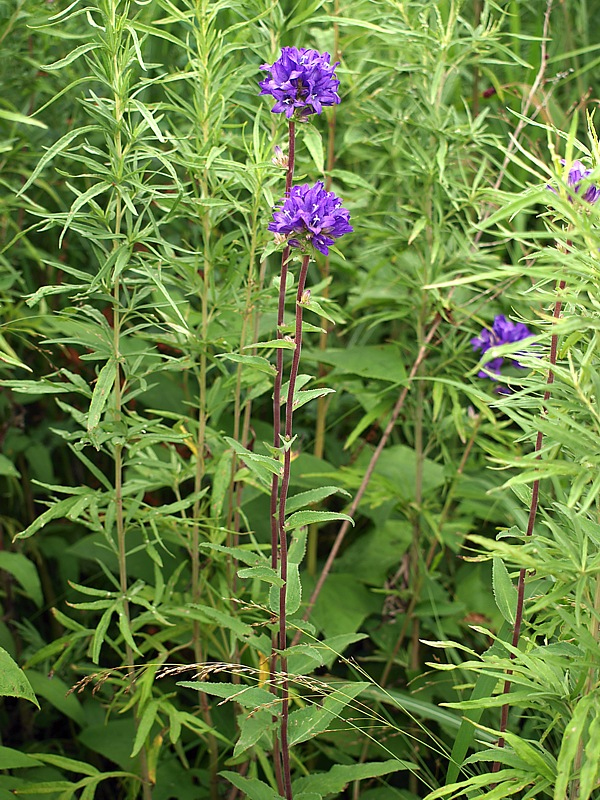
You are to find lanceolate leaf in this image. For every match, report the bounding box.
[87,358,117,432]
[292,760,408,795]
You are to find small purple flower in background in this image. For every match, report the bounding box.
[472,314,532,379]
[269,181,353,255]
[259,47,340,119]
[548,159,600,204]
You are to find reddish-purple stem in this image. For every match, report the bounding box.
[269,119,296,798]
[492,278,566,767]
[271,119,296,572]
[275,254,310,800]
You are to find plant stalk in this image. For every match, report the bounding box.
[270,119,296,797]
[276,253,311,800]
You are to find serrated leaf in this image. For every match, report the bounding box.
[220,772,281,800]
[292,760,408,795]
[286,486,349,515]
[0,647,39,707]
[178,683,274,711]
[285,510,353,531]
[233,708,275,758]
[237,565,284,586]
[292,387,335,411]
[216,353,276,374]
[288,682,369,747]
[244,338,295,350]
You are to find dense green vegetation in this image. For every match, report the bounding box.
[2,0,600,797]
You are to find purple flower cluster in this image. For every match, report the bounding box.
[259,47,340,119]
[269,182,353,255]
[471,315,532,379]
[549,159,600,204]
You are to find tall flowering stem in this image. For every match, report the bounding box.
[267,182,351,798]
[271,120,295,575]
[260,49,347,798]
[269,121,295,799]
[276,254,310,800]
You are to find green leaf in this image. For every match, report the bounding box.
[0,109,48,129]
[219,772,281,800]
[446,622,512,784]
[286,485,350,515]
[0,746,42,769]
[302,125,324,173]
[210,449,234,520]
[303,573,380,637]
[41,42,102,71]
[579,707,600,799]
[308,345,406,383]
[555,694,595,800]
[0,552,43,607]
[288,682,368,747]
[233,708,275,758]
[0,454,20,477]
[0,647,39,707]
[245,338,296,350]
[292,387,335,411]
[19,125,100,195]
[14,496,82,540]
[237,565,284,586]
[292,760,407,795]
[35,753,100,776]
[178,683,274,710]
[492,557,517,625]
[87,359,117,432]
[285,510,353,531]
[216,353,276,375]
[131,700,159,757]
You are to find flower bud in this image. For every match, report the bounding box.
[272,145,289,168]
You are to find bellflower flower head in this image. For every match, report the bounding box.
[259,47,340,119]
[548,159,600,205]
[471,314,532,379]
[269,182,353,256]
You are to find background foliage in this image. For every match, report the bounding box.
[2,0,600,797]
